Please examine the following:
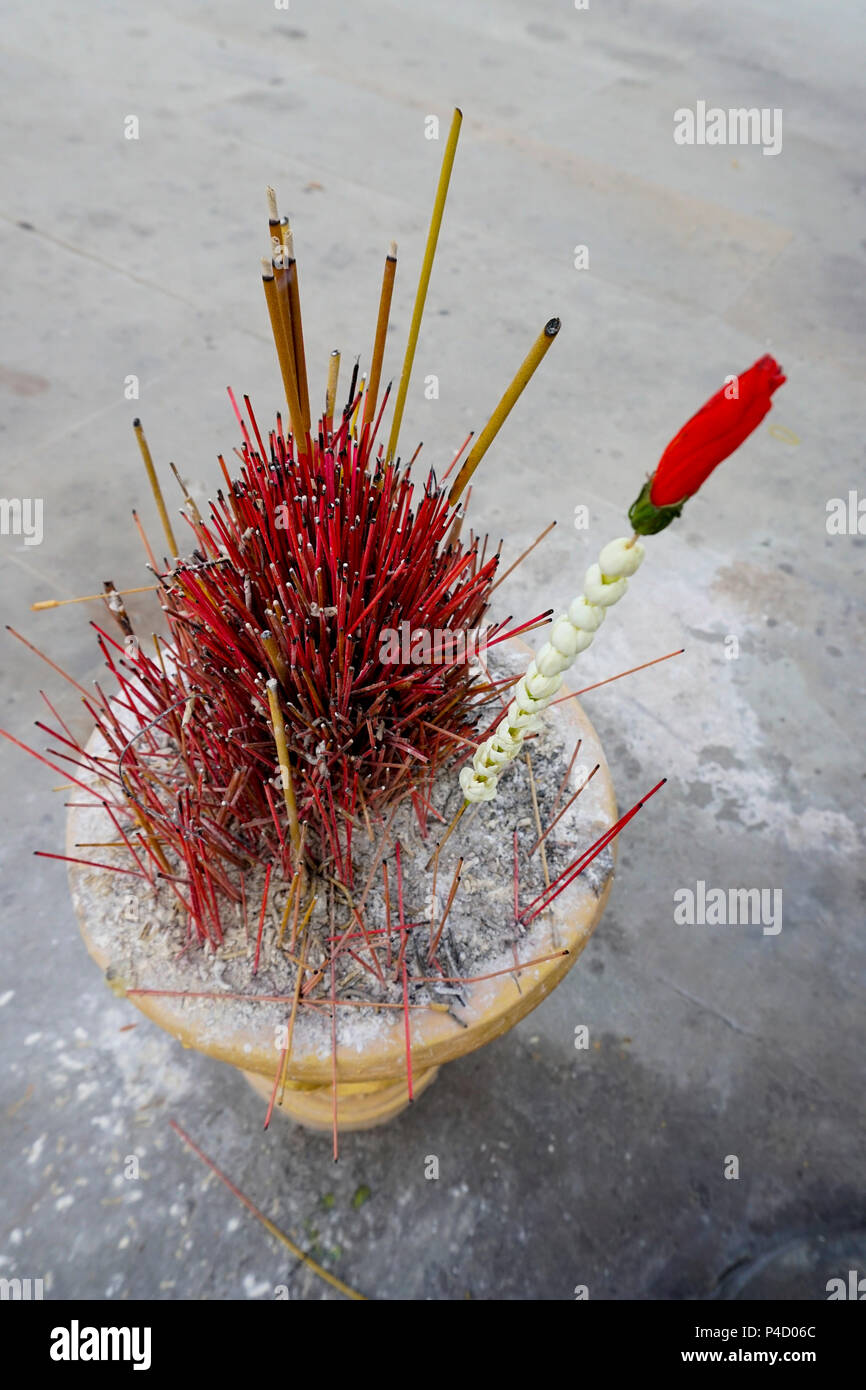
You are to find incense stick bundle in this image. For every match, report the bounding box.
[12,120,587,958]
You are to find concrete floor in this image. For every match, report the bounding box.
[1,0,864,1300]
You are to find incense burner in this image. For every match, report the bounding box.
[68,663,616,1132]
[8,109,781,1155]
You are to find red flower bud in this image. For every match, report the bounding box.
[628,356,785,534]
[650,355,786,506]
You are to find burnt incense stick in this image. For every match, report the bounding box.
[428,856,463,960]
[283,221,311,434]
[530,763,599,856]
[365,242,397,437]
[261,629,289,686]
[325,348,340,428]
[272,253,301,406]
[549,737,582,822]
[32,584,160,611]
[132,419,179,558]
[266,185,281,254]
[261,258,306,448]
[102,580,134,639]
[169,1121,366,1299]
[387,108,462,462]
[548,648,686,705]
[265,678,301,863]
[448,318,561,505]
[130,509,159,572]
[489,519,556,594]
[524,749,550,893]
[351,373,366,439]
[168,461,205,530]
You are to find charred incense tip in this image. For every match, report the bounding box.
[266,186,279,222]
[388,240,398,259]
[261,256,274,279]
[544,317,561,337]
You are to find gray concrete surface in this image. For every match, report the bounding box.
[1,0,864,1300]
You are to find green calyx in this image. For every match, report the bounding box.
[627,479,688,536]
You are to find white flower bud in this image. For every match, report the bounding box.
[525,667,562,701]
[460,766,498,801]
[598,536,645,579]
[506,700,538,732]
[550,615,581,656]
[583,563,627,607]
[535,642,571,678]
[567,596,605,632]
[456,532,643,805]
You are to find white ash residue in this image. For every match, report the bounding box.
[69,650,615,1057]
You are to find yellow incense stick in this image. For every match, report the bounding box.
[261,629,289,686]
[365,242,397,431]
[32,584,160,611]
[282,221,311,435]
[387,108,462,462]
[266,185,281,254]
[133,419,179,558]
[266,678,301,860]
[325,349,341,428]
[169,1121,365,1300]
[448,317,561,505]
[168,461,204,529]
[351,373,366,439]
[261,260,306,449]
[272,256,299,390]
